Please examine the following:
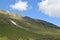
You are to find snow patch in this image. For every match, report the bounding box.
[10,20,17,25]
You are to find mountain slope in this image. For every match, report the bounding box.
[0,10,60,40]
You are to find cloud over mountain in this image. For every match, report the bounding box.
[10,0,28,11]
[38,0,60,17]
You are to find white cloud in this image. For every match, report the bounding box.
[10,0,28,11]
[38,0,60,17]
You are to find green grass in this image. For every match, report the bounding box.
[0,12,60,40]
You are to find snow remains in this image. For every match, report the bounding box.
[10,20,17,25]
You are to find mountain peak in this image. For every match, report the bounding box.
[0,10,6,12]
[0,10,24,19]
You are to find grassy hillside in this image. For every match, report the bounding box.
[0,10,60,40]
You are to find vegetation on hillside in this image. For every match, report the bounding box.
[0,10,60,40]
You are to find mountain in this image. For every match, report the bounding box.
[0,10,60,40]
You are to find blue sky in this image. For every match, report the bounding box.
[0,0,60,26]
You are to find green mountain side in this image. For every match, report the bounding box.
[0,10,60,40]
